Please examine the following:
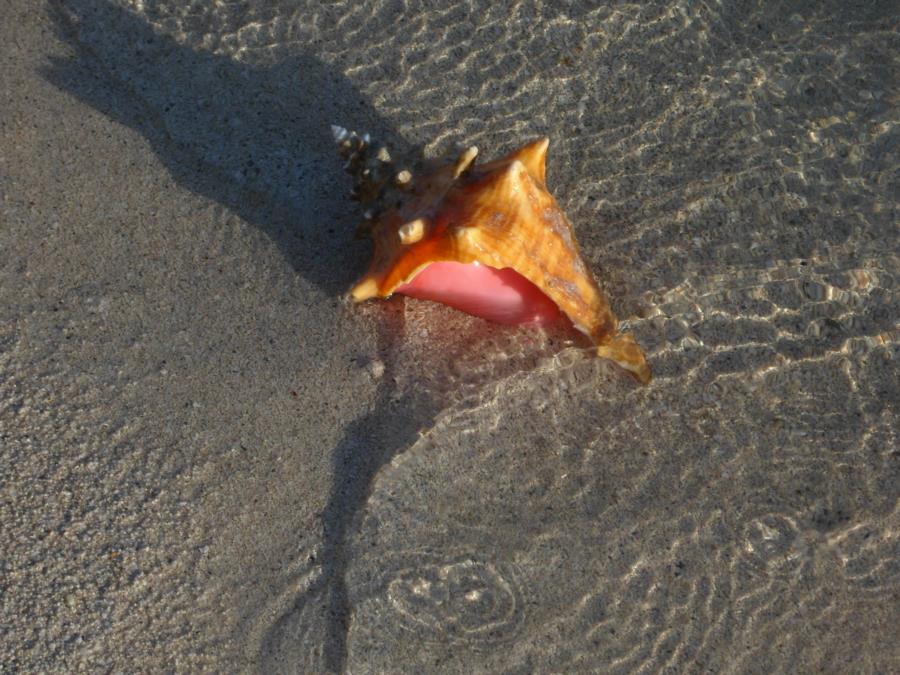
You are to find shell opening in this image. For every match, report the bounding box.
[395,260,562,326]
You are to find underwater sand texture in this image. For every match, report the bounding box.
[1,0,897,672]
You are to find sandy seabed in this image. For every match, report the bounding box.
[1,0,897,672]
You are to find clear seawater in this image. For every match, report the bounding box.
[45,0,898,671]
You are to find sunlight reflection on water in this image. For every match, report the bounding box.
[68,0,899,670]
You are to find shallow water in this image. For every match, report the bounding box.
[7,0,898,671]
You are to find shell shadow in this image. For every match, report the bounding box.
[42,0,420,297]
[259,326,442,672]
[42,1,431,671]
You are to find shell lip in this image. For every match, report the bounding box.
[351,258,568,325]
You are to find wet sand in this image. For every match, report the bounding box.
[1,0,897,672]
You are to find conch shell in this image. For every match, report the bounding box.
[334,128,650,383]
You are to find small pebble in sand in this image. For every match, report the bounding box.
[366,359,385,379]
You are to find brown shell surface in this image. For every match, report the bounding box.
[350,138,651,383]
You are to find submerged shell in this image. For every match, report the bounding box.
[345,135,651,383]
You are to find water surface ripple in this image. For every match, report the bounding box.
[54,0,899,671]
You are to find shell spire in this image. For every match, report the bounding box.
[335,129,651,383]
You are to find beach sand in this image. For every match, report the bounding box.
[1,0,897,672]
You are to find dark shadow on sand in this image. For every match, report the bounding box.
[44,0,420,297]
[44,1,433,671]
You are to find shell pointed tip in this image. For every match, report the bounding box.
[351,278,380,302]
[399,217,428,245]
[453,146,479,178]
[597,333,651,384]
[510,137,549,182]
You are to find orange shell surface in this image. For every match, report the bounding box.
[350,138,651,383]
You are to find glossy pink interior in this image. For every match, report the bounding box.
[395,261,562,325]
